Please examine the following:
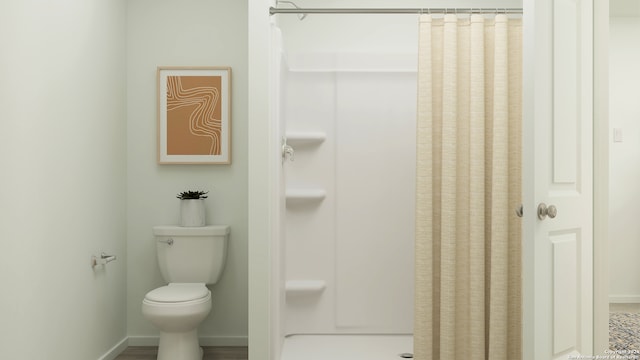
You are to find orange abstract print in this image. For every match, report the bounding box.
[166,75,222,155]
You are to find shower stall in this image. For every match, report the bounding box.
[264,1,524,359]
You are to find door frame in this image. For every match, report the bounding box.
[593,0,609,355]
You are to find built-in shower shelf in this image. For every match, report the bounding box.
[285,280,327,296]
[286,188,326,204]
[286,132,326,146]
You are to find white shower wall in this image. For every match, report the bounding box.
[282,53,417,334]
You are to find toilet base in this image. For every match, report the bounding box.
[157,329,203,360]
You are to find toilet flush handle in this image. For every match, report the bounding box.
[158,238,174,246]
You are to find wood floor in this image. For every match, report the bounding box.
[114,346,248,360]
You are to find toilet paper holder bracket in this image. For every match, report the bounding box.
[91,252,117,268]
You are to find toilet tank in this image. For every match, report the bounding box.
[152,225,230,284]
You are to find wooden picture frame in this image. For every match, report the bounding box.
[157,66,231,164]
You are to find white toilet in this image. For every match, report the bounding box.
[142,225,230,360]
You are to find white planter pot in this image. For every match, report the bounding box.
[180,199,206,227]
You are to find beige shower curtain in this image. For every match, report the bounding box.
[414,14,522,360]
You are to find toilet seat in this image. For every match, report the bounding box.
[145,283,209,303]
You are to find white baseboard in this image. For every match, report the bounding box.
[126,336,159,347]
[97,335,247,358]
[609,295,640,303]
[98,337,129,360]
[128,335,248,347]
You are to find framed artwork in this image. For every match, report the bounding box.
[157,66,231,164]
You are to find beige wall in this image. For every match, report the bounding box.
[0,0,128,359]
[609,16,640,302]
[126,0,248,345]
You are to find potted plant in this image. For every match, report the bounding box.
[177,190,208,227]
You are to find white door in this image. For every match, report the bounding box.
[523,0,593,359]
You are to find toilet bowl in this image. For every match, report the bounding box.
[143,225,229,360]
[142,283,212,360]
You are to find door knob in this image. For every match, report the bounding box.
[537,203,557,220]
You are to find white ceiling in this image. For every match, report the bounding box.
[611,0,640,17]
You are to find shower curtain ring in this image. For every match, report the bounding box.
[277,0,307,20]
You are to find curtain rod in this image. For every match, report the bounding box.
[269,7,523,16]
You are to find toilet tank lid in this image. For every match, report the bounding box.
[153,225,230,236]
